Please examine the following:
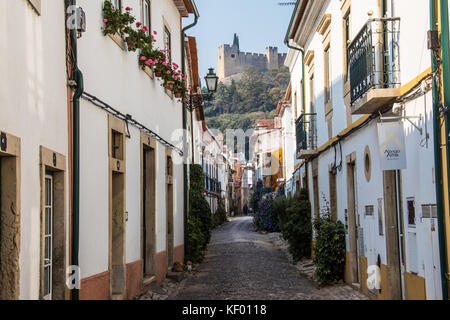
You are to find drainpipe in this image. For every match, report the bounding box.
[431,0,449,300]
[284,6,308,193]
[69,0,84,301]
[439,0,450,299]
[181,2,199,260]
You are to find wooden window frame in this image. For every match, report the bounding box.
[341,0,351,93]
[141,0,152,36]
[39,146,67,300]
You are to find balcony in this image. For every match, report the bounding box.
[296,114,317,160]
[204,174,221,194]
[348,18,401,114]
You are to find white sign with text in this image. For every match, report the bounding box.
[377,121,407,170]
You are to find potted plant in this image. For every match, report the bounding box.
[102,2,135,38]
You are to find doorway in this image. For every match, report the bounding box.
[166,154,174,270]
[111,170,126,297]
[142,146,156,280]
[0,132,21,300]
[346,154,360,285]
[108,117,127,300]
[383,170,404,299]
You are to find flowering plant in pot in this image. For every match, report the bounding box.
[172,65,188,99]
[102,2,135,37]
[125,22,152,52]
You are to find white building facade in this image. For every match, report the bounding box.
[285,0,442,299]
[75,0,196,299]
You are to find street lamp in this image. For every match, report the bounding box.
[186,68,219,165]
[185,68,219,112]
[204,68,219,93]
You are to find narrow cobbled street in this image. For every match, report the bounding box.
[169,217,367,300]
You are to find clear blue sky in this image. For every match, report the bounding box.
[184,0,294,81]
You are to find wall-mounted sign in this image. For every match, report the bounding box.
[377,121,407,170]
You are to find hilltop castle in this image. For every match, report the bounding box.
[217,34,287,81]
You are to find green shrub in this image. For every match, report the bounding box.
[186,164,212,263]
[212,203,228,227]
[313,197,346,286]
[278,190,312,262]
[186,215,205,264]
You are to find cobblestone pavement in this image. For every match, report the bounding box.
[166,216,368,300]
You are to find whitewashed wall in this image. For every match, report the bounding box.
[287,0,439,299]
[0,0,69,299]
[77,0,185,278]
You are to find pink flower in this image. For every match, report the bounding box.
[112,8,116,12]
[174,76,179,80]
[125,6,132,11]
[140,56,147,60]
[167,49,171,53]
[183,77,187,81]
[166,71,171,74]
[142,26,148,32]
[145,60,151,65]
[153,31,157,35]
[162,61,168,66]
[154,60,158,64]
[136,22,142,27]
[147,59,153,64]
[104,19,108,23]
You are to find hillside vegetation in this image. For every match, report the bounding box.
[205,66,290,134]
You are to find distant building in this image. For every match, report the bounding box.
[217,34,287,82]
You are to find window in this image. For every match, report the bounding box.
[142,0,151,36]
[324,46,332,103]
[422,204,437,218]
[344,12,351,82]
[164,26,171,61]
[43,174,53,300]
[407,198,416,226]
[310,75,315,114]
[111,130,124,160]
[111,0,122,11]
[365,205,374,216]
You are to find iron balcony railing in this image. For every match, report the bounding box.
[348,17,401,105]
[296,113,317,153]
[204,174,221,194]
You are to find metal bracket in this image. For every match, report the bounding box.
[380,113,423,135]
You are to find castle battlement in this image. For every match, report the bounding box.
[218,34,286,80]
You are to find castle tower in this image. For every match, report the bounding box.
[233,33,240,52]
[265,46,280,71]
[218,35,286,81]
[218,34,240,80]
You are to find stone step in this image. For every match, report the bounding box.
[111,293,124,300]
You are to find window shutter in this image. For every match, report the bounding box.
[28,0,41,15]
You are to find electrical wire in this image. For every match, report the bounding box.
[81,92,184,156]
